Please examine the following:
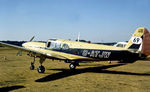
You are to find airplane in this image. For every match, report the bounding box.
[0,27,150,73]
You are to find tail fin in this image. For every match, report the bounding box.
[125,27,145,50]
[125,27,150,56]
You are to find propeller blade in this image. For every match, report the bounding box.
[29,36,35,42]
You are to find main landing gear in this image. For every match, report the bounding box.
[37,56,46,73]
[29,57,79,73]
[29,56,46,73]
[69,62,79,70]
[37,65,45,73]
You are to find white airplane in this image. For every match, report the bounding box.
[0,27,150,73]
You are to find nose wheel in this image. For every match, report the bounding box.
[37,65,45,73]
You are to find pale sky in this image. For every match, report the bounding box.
[0,0,150,42]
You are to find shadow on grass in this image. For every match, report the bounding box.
[0,85,25,92]
[35,63,150,82]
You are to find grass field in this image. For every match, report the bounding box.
[0,47,150,92]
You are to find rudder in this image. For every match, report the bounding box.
[125,27,150,56]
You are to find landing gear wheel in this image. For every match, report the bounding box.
[30,65,35,70]
[30,62,34,70]
[69,63,76,70]
[37,65,45,73]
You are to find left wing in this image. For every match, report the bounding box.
[0,42,68,60]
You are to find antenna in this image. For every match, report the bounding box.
[77,32,80,42]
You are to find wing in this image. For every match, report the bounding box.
[0,42,68,60]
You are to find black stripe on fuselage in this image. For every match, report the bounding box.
[128,44,141,49]
[45,48,139,61]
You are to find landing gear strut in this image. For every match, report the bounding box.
[37,56,46,73]
[29,54,46,73]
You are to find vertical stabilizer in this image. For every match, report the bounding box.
[125,27,145,50]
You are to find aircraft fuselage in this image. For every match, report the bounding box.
[22,40,139,62]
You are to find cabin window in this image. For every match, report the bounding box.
[116,44,124,47]
[62,44,69,50]
[55,42,61,49]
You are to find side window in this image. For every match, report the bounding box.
[116,44,123,47]
[123,44,126,47]
[62,44,69,50]
[55,42,61,49]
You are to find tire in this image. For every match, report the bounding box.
[69,63,76,70]
[30,65,34,70]
[37,65,45,73]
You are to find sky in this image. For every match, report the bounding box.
[0,0,150,42]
